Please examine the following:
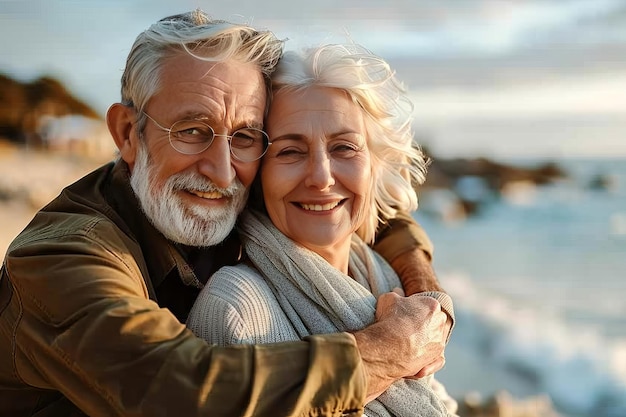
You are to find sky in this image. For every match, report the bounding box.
[1,0,625,159]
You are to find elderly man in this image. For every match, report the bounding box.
[0,10,450,417]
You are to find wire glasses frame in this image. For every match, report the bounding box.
[141,111,271,162]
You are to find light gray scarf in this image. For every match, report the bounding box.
[239,210,450,417]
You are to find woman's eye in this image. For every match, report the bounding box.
[331,142,360,157]
[334,144,358,151]
[276,148,305,157]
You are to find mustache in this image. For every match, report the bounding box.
[167,172,244,197]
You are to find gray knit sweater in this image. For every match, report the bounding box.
[187,210,456,416]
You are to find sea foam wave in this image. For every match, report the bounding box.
[439,273,626,417]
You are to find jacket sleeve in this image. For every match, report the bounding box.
[372,212,455,336]
[4,220,366,417]
[373,210,434,262]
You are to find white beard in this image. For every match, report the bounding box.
[130,144,248,247]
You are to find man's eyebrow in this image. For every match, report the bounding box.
[174,112,264,130]
[246,120,264,130]
[174,111,214,122]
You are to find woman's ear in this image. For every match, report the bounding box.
[107,103,138,168]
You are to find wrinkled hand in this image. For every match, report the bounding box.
[353,290,447,402]
[412,314,451,378]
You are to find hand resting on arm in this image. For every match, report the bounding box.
[352,292,448,403]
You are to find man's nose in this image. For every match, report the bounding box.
[196,135,236,188]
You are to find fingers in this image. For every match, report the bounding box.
[375,290,443,319]
[359,290,450,403]
[444,315,453,342]
[374,291,402,320]
[372,291,447,361]
[414,357,446,379]
[391,287,405,297]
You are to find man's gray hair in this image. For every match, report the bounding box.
[120,9,284,126]
[271,43,428,244]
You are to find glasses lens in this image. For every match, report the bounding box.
[169,120,214,154]
[230,128,269,161]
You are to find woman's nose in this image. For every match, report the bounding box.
[304,151,335,190]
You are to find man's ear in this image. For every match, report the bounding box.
[107,103,139,168]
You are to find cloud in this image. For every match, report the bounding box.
[1,0,624,157]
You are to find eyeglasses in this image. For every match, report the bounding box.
[141,111,271,162]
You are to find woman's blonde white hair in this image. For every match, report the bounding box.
[271,43,427,243]
[120,9,284,129]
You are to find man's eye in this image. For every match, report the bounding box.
[235,129,264,141]
[171,127,211,144]
[180,127,203,136]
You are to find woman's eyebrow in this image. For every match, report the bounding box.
[269,133,306,142]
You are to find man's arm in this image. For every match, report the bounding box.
[3,257,447,416]
[2,229,367,416]
[373,211,442,295]
[373,211,454,343]
[3,216,451,416]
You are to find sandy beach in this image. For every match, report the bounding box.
[0,142,109,257]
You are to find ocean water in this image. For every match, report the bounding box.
[417,158,626,417]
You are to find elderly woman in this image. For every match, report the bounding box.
[187,44,457,416]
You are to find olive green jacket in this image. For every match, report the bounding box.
[0,160,432,417]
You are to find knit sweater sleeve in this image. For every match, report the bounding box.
[187,265,300,346]
[186,287,248,346]
[187,266,254,346]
